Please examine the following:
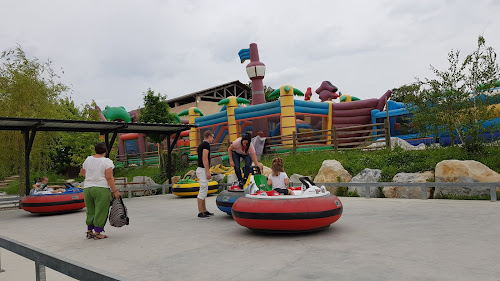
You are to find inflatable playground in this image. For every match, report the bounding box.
[371,80,500,146]
[93,43,500,164]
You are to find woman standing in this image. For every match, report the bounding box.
[80,142,121,240]
[228,134,260,188]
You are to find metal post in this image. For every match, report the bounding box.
[24,129,37,196]
[333,127,338,151]
[421,186,427,200]
[162,185,166,195]
[35,262,46,281]
[0,248,5,273]
[166,134,172,187]
[364,186,371,199]
[490,187,497,202]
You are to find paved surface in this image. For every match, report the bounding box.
[1,195,500,281]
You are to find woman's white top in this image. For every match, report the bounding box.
[268,172,288,189]
[82,156,114,188]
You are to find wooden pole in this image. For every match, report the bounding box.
[384,119,391,149]
[292,131,297,153]
[333,126,338,152]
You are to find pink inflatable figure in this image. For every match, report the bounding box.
[315,81,339,102]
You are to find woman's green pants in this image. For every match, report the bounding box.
[84,187,111,233]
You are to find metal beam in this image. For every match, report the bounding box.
[0,235,129,281]
[23,129,38,196]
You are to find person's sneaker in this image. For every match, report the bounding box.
[204,211,214,216]
[198,212,210,218]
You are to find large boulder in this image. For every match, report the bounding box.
[289,174,305,185]
[164,176,181,185]
[348,169,382,197]
[184,170,195,179]
[211,174,225,184]
[383,171,434,199]
[363,137,426,151]
[314,160,352,194]
[227,173,239,185]
[131,176,157,196]
[258,163,272,178]
[434,160,500,197]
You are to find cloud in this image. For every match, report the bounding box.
[1,0,499,112]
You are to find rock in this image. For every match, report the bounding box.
[211,157,223,167]
[132,176,157,186]
[131,176,157,196]
[434,160,500,198]
[363,137,427,151]
[314,160,352,194]
[261,165,272,178]
[348,169,382,197]
[184,170,195,180]
[164,176,181,185]
[212,174,225,183]
[227,173,239,185]
[65,179,76,184]
[289,174,304,185]
[383,171,434,199]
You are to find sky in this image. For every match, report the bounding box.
[1,0,500,111]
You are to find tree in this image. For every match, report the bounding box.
[246,82,276,102]
[138,89,179,173]
[50,99,103,176]
[396,36,499,153]
[0,46,69,187]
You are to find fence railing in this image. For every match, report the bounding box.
[115,120,391,167]
[0,235,130,281]
[289,182,499,202]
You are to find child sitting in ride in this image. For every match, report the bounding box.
[267,158,294,195]
[31,176,66,194]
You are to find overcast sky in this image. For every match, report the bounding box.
[2,0,500,111]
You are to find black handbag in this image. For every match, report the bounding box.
[109,197,129,227]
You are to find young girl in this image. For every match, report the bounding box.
[267,158,294,195]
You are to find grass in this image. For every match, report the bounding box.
[5,144,500,198]
[260,145,500,182]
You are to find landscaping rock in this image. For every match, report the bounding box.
[314,160,351,194]
[260,164,272,177]
[184,170,195,180]
[348,168,382,198]
[212,174,225,184]
[434,160,500,197]
[383,171,434,199]
[131,176,157,196]
[363,137,426,151]
[164,176,181,185]
[227,173,239,185]
[289,174,304,185]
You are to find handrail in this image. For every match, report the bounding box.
[0,235,130,281]
[287,181,499,201]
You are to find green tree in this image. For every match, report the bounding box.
[0,46,69,187]
[397,36,499,153]
[138,89,179,173]
[50,99,103,176]
[246,82,276,102]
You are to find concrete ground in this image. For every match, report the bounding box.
[1,195,500,281]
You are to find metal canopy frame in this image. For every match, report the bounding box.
[0,117,195,196]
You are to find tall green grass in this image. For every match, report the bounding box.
[260,145,500,182]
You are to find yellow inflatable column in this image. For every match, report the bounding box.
[226,96,239,142]
[280,85,297,148]
[188,108,199,155]
[326,101,333,145]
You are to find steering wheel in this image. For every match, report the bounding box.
[250,166,262,175]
